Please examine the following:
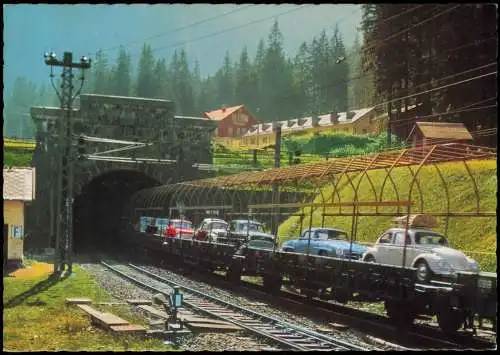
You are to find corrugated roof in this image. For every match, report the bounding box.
[242,106,375,136]
[3,167,36,201]
[416,122,473,140]
[204,105,244,121]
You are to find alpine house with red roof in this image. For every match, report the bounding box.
[202,105,258,137]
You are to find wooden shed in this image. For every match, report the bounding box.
[406,122,473,148]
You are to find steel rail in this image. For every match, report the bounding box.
[100,260,368,351]
[126,262,368,351]
[236,278,496,350]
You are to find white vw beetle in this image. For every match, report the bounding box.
[362,216,480,282]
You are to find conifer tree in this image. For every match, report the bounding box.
[136,44,156,98]
[111,46,132,96]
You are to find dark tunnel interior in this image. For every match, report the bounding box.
[73,169,161,253]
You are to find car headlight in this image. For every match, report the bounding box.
[466,257,480,272]
[437,259,455,274]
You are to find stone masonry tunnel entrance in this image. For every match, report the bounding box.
[73,169,161,253]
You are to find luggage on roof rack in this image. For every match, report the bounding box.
[393,214,439,228]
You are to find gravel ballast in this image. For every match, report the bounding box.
[79,261,385,351]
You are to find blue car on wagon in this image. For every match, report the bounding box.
[281,227,367,260]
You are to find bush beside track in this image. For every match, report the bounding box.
[278,160,497,272]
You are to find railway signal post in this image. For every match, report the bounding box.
[44,51,91,275]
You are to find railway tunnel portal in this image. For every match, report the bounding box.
[27,94,216,251]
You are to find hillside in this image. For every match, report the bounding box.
[5,142,496,271]
[213,132,399,175]
[278,159,497,272]
[3,150,33,167]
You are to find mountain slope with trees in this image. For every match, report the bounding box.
[4,20,364,138]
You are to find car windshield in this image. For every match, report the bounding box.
[414,231,449,246]
[208,222,228,230]
[173,221,192,229]
[317,230,348,240]
[237,222,264,233]
[248,239,274,250]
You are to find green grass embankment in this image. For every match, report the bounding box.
[278,159,497,272]
[4,150,33,167]
[3,262,172,351]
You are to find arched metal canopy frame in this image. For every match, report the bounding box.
[127,143,496,270]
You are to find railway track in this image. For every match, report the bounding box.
[138,253,496,350]
[100,249,496,350]
[101,260,370,351]
[198,270,495,350]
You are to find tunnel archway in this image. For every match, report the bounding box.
[73,169,161,253]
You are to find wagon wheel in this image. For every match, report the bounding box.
[385,300,415,327]
[437,309,463,334]
[226,264,241,284]
[263,274,282,294]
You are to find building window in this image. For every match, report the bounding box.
[228,127,233,136]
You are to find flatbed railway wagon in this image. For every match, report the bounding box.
[121,143,497,334]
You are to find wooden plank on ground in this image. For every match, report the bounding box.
[66,298,92,305]
[126,299,152,305]
[92,312,130,328]
[77,304,103,317]
[185,322,242,331]
[138,305,169,319]
[329,322,348,330]
[110,324,147,335]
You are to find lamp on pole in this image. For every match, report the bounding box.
[44,51,91,275]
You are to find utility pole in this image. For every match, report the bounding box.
[271,122,281,236]
[44,52,91,275]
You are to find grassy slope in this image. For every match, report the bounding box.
[278,160,497,272]
[3,262,172,351]
[4,150,33,167]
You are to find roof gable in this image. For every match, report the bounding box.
[204,105,244,121]
[3,167,36,201]
[415,122,473,140]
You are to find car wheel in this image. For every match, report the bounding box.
[415,260,431,283]
[364,254,376,263]
[318,250,328,256]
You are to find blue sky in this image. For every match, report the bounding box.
[3,4,362,97]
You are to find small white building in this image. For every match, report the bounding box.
[3,167,36,268]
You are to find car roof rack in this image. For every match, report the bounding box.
[393,214,439,229]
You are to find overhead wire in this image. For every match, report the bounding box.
[97,4,313,65]
[79,4,495,160]
[90,3,494,116]
[92,4,256,57]
[390,96,498,127]
[273,61,497,116]
[373,71,497,111]
[361,4,462,53]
